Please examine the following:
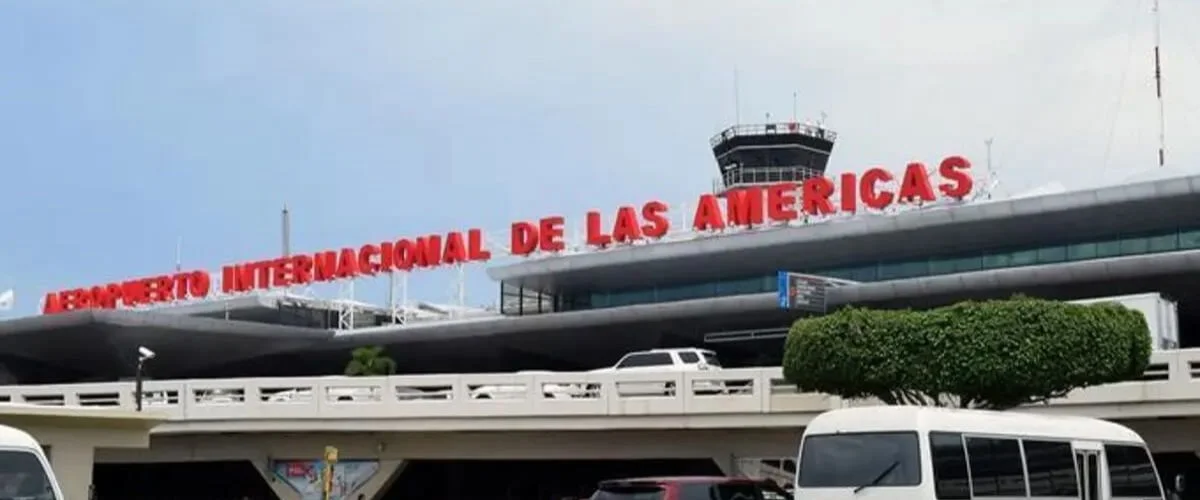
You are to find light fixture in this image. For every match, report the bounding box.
[134,346,156,411]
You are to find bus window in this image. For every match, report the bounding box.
[965,436,1027,497]
[1021,440,1078,497]
[1105,444,1163,498]
[0,449,56,500]
[929,432,970,500]
[796,432,920,489]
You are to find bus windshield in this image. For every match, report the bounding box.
[797,432,921,489]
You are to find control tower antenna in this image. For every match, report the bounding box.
[985,138,994,176]
[1153,0,1166,167]
[281,204,291,257]
[733,67,741,125]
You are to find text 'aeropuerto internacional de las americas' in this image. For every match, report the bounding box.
[41,155,974,315]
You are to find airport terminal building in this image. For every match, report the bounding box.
[3,122,1200,383]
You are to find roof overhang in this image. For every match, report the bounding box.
[2,250,1192,375]
[0,310,333,377]
[342,248,1200,348]
[488,174,1200,293]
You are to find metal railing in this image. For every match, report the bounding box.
[710,123,838,148]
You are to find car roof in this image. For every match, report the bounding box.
[599,476,765,486]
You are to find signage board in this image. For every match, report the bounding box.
[41,155,973,315]
[778,272,832,313]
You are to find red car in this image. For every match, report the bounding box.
[588,476,792,500]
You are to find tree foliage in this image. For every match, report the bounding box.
[782,296,1152,410]
[344,346,397,376]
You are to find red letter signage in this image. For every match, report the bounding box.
[41,154,971,315]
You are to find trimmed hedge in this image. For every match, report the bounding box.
[782,296,1152,409]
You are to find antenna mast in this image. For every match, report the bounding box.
[985,138,994,175]
[1153,0,1166,167]
[281,204,291,257]
[174,237,182,273]
[734,68,741,125]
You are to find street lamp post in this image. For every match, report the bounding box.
[135,346,156,412]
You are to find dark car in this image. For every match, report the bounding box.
[589,476,792,500]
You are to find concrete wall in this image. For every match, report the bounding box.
[0,410,160,500]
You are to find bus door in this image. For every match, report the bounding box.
[1075,441,1105,500]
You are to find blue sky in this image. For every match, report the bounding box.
[2,1,1199,316]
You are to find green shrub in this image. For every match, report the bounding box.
[782,296,1151,409]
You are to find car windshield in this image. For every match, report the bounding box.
[796,432,921,488]
[0,450,56,500]
[590,485,665,500]
[702,353,721,367]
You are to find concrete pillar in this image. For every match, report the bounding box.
[711,454,734,475]
[250,458,405,500]
[49,443,94,500]
[356,460,404,500]
[250,458,302,500]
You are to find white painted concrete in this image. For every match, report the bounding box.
[0,404,162,500]
[93,417,1200,465]
[0,349,1198,434]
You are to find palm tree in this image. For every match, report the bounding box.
[344,346,397,376]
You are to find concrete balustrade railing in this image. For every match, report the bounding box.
[0,349,1199,425]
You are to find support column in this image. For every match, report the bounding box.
[711,454,734,475]
[356,460,404,500]
[48,443,94,500]
[250,458,405,500]
[250,458,302,500]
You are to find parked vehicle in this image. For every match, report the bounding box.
[590,476,790,500]
[0,424,63,499]
[470,371,578,400]
[1071,292,1179,350]
[796,406,1174,500]
[590,348,725,396]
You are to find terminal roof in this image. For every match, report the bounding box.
[488,174,1200,293]
[1,245,1197,376]
[0,310,330,377]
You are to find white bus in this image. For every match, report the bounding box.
[795,406,1173,500]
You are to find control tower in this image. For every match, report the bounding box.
[709,120,837,195]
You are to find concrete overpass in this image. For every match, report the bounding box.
[5,349,1200,498]
[92,419,1200,500]
[0,348,1198,433]
[0,405,162,500]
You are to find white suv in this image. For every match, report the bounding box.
[592,348,725,395]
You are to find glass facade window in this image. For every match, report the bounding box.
[1181,229,1200,249]
[518,225,1200,314]
[1067,242,1097,260]
[981,253,1010,269]
[1036,246,1066,263]
[1096,240,1122,258]
[715,277,771,295]
[1119,237,1149,255]
[1148,233,1178,252]
[1009,249,1039,266]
